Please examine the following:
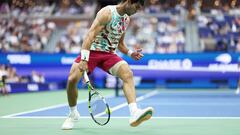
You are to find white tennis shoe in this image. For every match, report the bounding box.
[61,111,80,130]
[129,107,154,127]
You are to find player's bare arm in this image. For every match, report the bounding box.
[78,7,112,72]
[118,33,129,54]
[118,33,144,61]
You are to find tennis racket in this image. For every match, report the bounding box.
[83,71,111,126]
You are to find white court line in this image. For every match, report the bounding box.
[110,90,158,113]
[1,95,114,118]
[1,100,85,118]
[1,90,158,118]
[1,116,240,120]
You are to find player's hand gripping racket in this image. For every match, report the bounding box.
[83,71,111,126]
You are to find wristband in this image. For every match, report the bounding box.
[127,49,133,57]
[81,49,90,61]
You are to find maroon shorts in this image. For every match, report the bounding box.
[75,51,123,74]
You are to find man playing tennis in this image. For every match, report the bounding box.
[62,0,154,129]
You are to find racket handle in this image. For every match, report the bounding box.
[83,71,90,83]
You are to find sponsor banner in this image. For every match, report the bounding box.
[0,53,239,70]
[4,83,65,93]
[0,53,77,66]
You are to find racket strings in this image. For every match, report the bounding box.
[90,93,109,124]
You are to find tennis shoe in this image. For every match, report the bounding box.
[61,111,80,130]
[129,107,154,127]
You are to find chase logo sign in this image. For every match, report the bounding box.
[148,58,192,70]
[7,54,31,64]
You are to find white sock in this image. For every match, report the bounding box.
[70,106,77,113]
[128,103,138,116]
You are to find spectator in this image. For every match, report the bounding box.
[31,71,45,83]
[0,75,8,95]
[0,65,7,94]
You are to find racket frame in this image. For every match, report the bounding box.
[84,71,111,126]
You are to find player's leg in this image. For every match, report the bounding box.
[62,62,83,130]
[112,62,153,127]
[113,61,136,103]
[62,52,98,130]
[67,62,83,107]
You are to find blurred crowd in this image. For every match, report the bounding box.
[198,15,240,52]
[125,16,185,54]
[0,0,95,16]
[53,0,94,16]
[0,17,56,52]
[55,21,89,53]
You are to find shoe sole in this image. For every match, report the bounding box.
[130,109,153,127]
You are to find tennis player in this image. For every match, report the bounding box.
[62,0,154,129]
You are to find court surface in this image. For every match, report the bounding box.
[1,89,240,135]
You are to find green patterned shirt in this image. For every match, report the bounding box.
[90,6,130,53]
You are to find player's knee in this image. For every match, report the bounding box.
[121,70,133,81]
[68,74,78,84]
